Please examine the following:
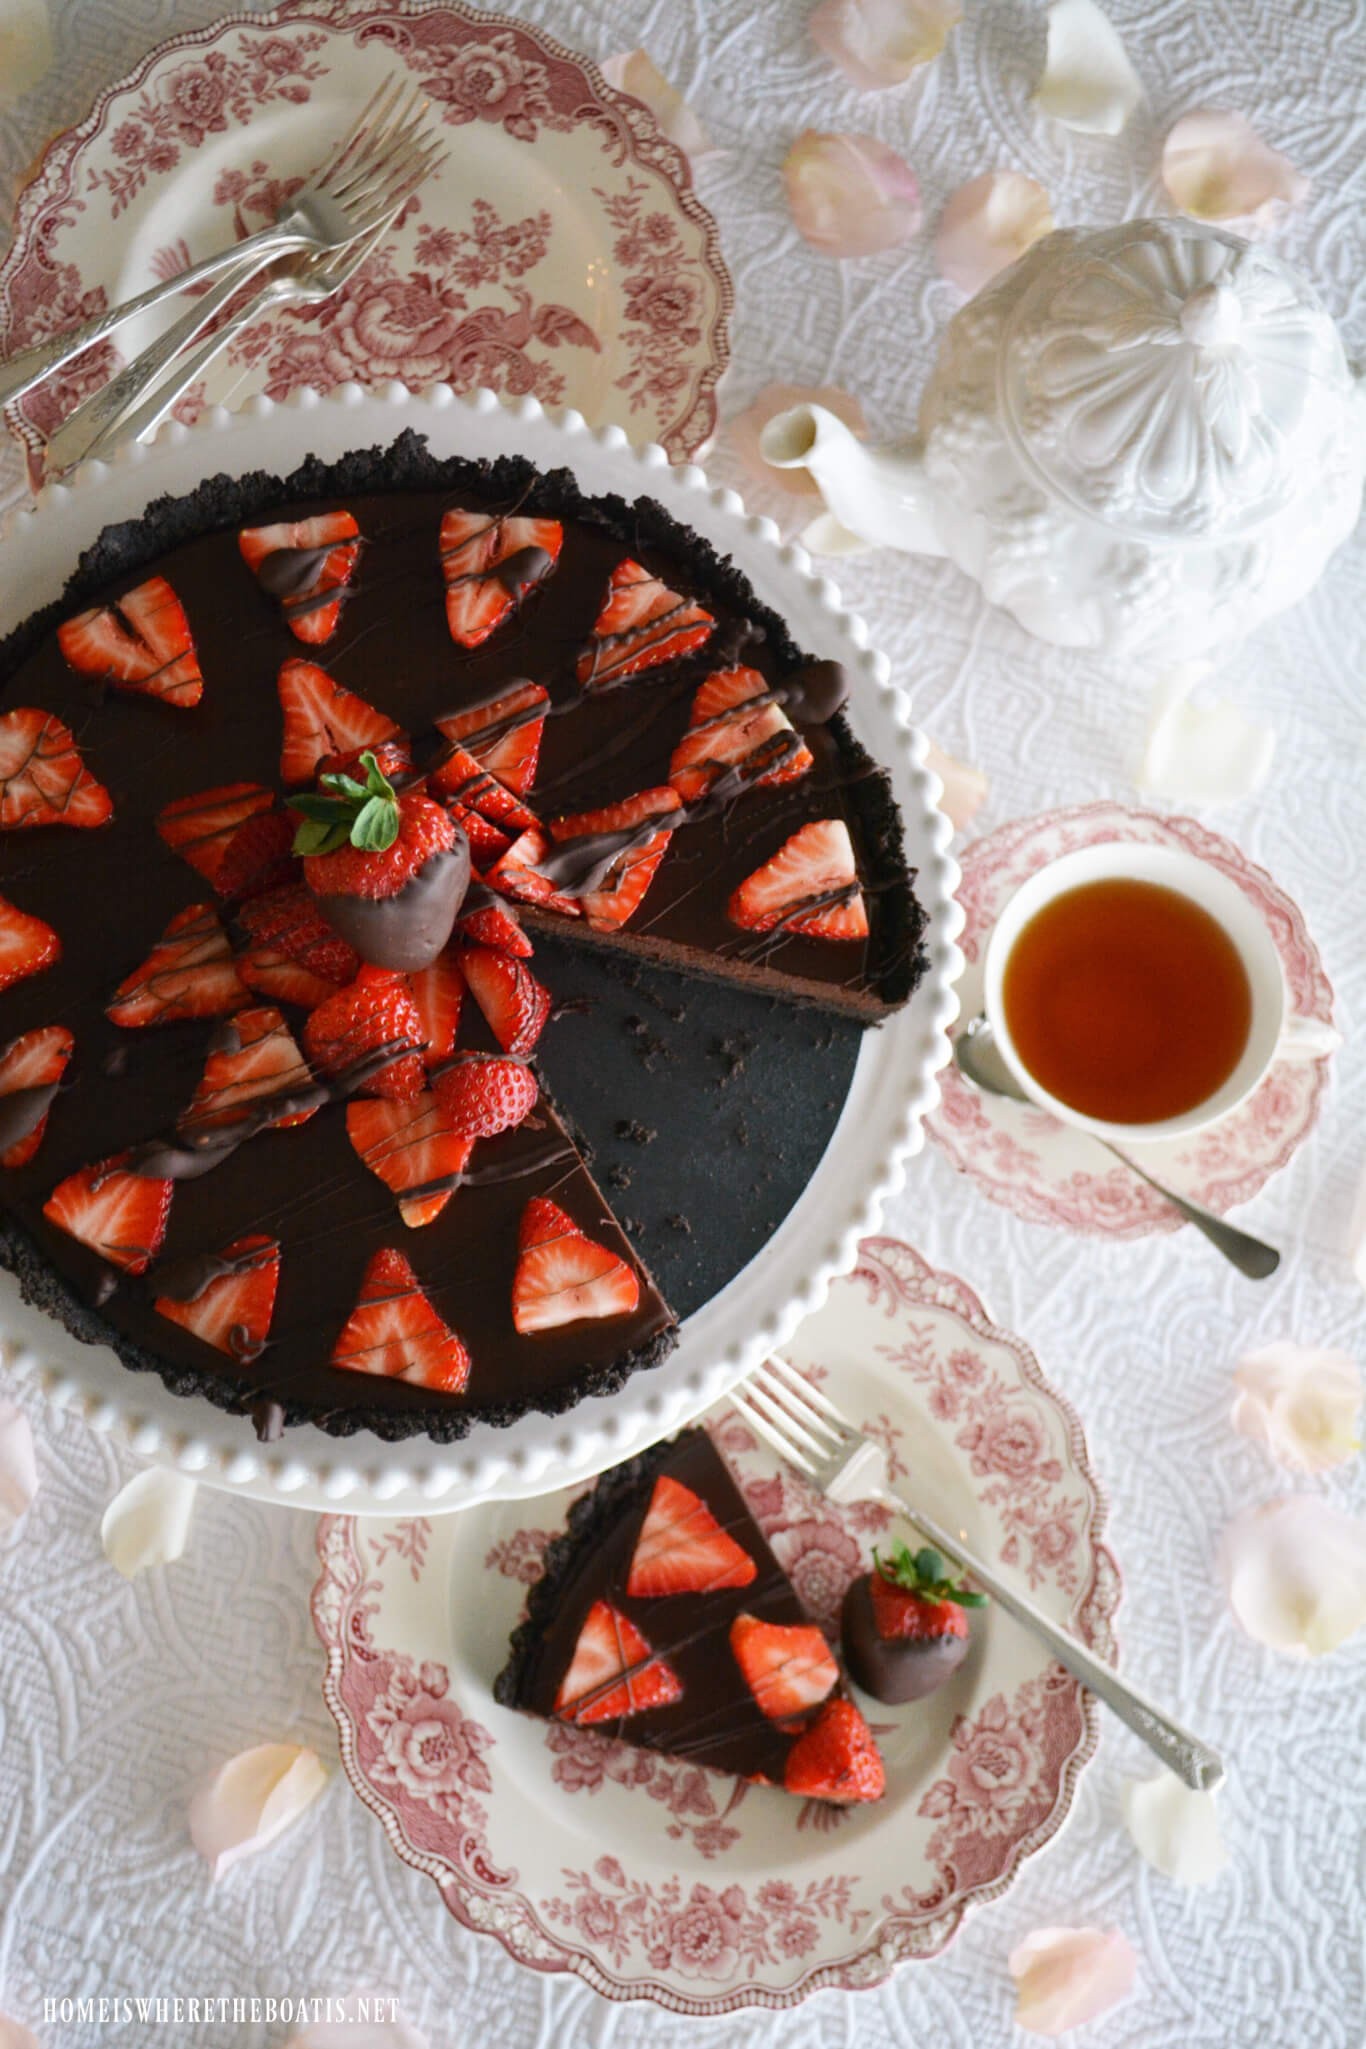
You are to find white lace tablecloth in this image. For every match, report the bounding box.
[3,2,1365,2044]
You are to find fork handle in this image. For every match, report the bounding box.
[43,247,286,473]
[91,270,286,457]
[879,1489,1225,1792]
[0,224,311,412]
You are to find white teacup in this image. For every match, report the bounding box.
[981,842,1337,1146]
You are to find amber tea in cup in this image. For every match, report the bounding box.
[999,877,1253,1126]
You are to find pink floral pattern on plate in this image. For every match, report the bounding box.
[312,1236,1121,2014]
[0,0,731,488]
[926,802,1335,1238]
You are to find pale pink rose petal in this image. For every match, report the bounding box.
[1233,1342,1361,1473]
[1351,1161,1366,1292]
[1033,0,1143,136]
[0,2010,41,2049]
[0,1402,38,1534]
[1162,110,1309,228]
[935,172,1054,295]
[100,1468,196,1578]
[724,383,868,501]
[1220,1496,1366,1657]
[783,131,922,258]
[1138,669,1275,803]
[285,2000,428,2049]
[810,0,961,89]
[600,51,712,160]
[0,0,54,104]
[1010,1925,1138,2036]
[189,1741,328,1880]
[924,739,988,831]
[1122,1772,1230,1886]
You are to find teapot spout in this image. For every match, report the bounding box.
[758,403,945,558]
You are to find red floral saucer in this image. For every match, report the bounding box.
[311,1237,1120,2012]
[927,803,1336,1239]
[0,0,731,492]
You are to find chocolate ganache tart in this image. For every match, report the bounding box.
[0,432,925,1443]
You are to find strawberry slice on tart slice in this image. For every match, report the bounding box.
[668,667,814,803]
[155,783,277,888]
[238,512,361,644]
[728,1613,839,1722]
[0,894,60,994]
[553,1600,683,1726]
[0,708,113,831]
[407,952,464,1067]
[783,1697,885,1804]
[154,1234,281,1362]
[57,574,203,708]
[576,559,714,689]
[428,745,539,867]
[331,1245,471,1392]
[459,944,550,1056]
[346,1092,474,1228]
[43,1151,173,1275]
[483,826,580,917]
[179,1006,317,1139]
[454,898,533,958]
[106,904,247,1027]
[547,787,682,932]
[727,818,869,942]
[234,946,341,1012]
[511,1195,640,1335]
[434,680,550,797]
[0,1024,74,1168]
[236,882,360,990]
[439,510,563,649]
[277,657,402,785]
[626,1474,758,1598]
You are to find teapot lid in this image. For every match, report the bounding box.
[999,219,1353,542]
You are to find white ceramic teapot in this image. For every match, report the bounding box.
[760,218,1365,665]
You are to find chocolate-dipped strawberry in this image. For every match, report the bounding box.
[841,1542,985,1705]
[290,749,470,972]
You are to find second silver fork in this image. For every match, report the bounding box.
[731,1353,1225,1792]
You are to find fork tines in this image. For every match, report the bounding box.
[313,74,447,220]
[729,1354,855,1480]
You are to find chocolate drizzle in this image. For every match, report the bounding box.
[0,1082,61,1157]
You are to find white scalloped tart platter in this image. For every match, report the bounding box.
[0,384,962,1511]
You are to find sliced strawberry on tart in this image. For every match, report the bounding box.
[577,560,714,688]
[239,512,362,644]
[0,1024,74,1168]
[57,575,203,708]
[439,510,563,649]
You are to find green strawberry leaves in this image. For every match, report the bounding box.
[872,1539,988,1609]
[288,750,400,858]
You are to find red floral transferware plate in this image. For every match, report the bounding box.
[311,1238,1120,2013]
[0,0,731,493]
[927,802,1337,1239]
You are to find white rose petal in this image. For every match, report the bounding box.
[797,510,878,556]
[100,1468,197,1579]
[1138,670,1275,804]
[1010,1925,1137,2035]
[0,2009,41,2049]
[935,171,1054,295]
[1220,1496,1366,1658]
[1233,1342,1361,1473]
[1122,1772,1230,1886]
[1161,110,1308,228]
[810,0,961,90]
[782,130,922,258]
[0,1403,38,1533]
[189,1741,328,1881]
[600,50,712,161]
[924,739,988,831]
[1033,0,1143,136]
[0,0,54,104]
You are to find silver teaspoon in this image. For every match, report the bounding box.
[953,1016,1280,1281]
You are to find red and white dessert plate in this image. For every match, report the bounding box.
[0,381,962,1510]
[0,0,730,493]
[927,803,1336,1238]
[312,1236,1119,2012]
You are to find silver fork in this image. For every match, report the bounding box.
[85,215,397,460]
[731,1354,1225,1792]
[10,77,438,442]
